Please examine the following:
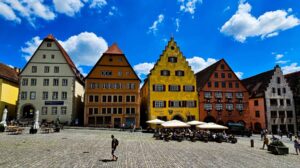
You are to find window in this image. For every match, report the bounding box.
[32,66,37,73]
[236,104,244,111]
[52,92,58,100]
[169,85,180,91]
[118,71,122,76]
[283,88,286,94]
[221,64,225,69]
[102,108,106,114]
[118,96,122,102]
[22,79,28,86]
[52,107,57,115]
[126,108,130,114]
[113,95,118,102]
[169,101,181,107]
[168,57,177,63]
[215,92,222,98]
[131,108,135,114]
[131,96,135,102]
[95,96,99,102]
[107,108,112,114]
[228,82,233,88]
[113,108,117,114]
[128,83,135,89]
[254,100,259,106]
[287,111,293,118]
[204,92,212,98]
[31,79,37,86]
[54,66,59,73]
[109,58,113,62]
[53,79,59,86]
[175,70,184,76]
[207,81,211,88]
[279,111,285,118]
[94,108,99,114]
[61,107,67,115]
[222,82,226,88]
[126,71,130,76]
[226,104,233,111]
[255,111,260,118]
[118,108,122,114]
[225,92,233,98]
[89,95,94,102]
[221,73,225,78]
[161,70,170,76]
[286,99,291,106]
[101,71,112,76]
[90,83,96,89]
[277,88,281,96]
[43,54,46,59]
[228,73,232,78]
[270,99,277,106]
[42,92,48,100]
[216,104,223,111]
[89,108,93,115]
[51,55,55,59]
[62,79,68,86]
[44,66,49,73]
[277,77,281,84]
[102,96,107,102]
[183,85,194,92]
[280,99,284,106]
[186,101,196,107]
[214,73,218,78]
[118,58,123,62]
[272,88,276,93]
[107,96,112,102]
[21,92,27,100]
[204,104,212,110]
[236,92,243,99]
[214,82,219,88]
[235,82,239,88]
[153,84,165,91]
[43,79,49,86]
[153,101,166,108]
[271,111,277,118]
[47,42,51,47]
[42,107,47,115]
[62,92,67,100]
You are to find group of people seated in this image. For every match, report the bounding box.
[153,128,237,143]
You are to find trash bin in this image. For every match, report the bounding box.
[250,139,254,147]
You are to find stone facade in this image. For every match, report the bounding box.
[17,35,84,124]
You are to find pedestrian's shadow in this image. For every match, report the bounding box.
[100,159,115,162]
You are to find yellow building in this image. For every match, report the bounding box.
[140,38,199,127]
[0,63,19,120]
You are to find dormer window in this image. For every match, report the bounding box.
[161,70,170,76]
[175,70,184,76]
[168,57,177,63]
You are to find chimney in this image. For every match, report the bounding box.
[14,67,20,73]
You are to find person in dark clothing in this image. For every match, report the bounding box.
[111,135,119,161]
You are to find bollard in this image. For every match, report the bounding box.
[250,139,254,148]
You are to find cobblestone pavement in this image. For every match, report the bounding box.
[0,128,300,168]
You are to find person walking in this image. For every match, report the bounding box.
[293,138,299,155]
[111,135,119,161]
[262,135,269,150]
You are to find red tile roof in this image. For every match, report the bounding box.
[0,63,19,84]
[104,43,123,54]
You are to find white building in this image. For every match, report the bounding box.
[17,34,85,125]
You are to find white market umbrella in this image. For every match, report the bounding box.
[0,107,8,127]
[146,119,165,124]
[162,120,190,128]
[197,122,228,130]
[187,120,205,126]
[33,110,39,129]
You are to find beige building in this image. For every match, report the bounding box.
[17,34,85,125]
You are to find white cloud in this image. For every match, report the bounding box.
[275,54,284,60]
[235,71,244,79]
[282,63,300,74]
[186,57,218,73]
[21,36,42,61]
[223,6,230,12]
[53,0,84,17]
[276,60,289,64]
[133,62,155,79]
[0,2,21,23]
[21,32,108,75]
[89,0,107,9]
[108,6,117,16]
[175,18,180,32]
[288,8,292,13]
[178,0,202,17]
[148,14,164,35]
[220,2,300,42]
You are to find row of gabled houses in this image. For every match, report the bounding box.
[0,34,299,133]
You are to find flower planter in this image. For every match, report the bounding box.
[267,145,289,155]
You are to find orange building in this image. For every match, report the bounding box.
[84,44,140,128]
[195,59,250,127]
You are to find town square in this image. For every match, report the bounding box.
[1,0,300,167]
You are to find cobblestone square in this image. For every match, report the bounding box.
[0,128,300,168]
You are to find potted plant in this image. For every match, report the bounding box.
[267,140,289,155]
[0,123,5,132]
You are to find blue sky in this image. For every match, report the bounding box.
[0,0,300,81]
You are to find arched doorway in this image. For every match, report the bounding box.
[204,116,216,123]
[254,122,262,131]
[172,115,184,121]
[22,104,35,118]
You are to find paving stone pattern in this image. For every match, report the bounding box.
[0,129,300,168]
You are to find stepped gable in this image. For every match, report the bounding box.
[195,59,222,90]
[242,69,275,98]
[0,63,19,84]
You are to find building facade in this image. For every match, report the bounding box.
[285,71,300,132]
[243,65,296,133]
[17,35,84,124]
[140,38,199,127]
[84,44,140,128]
[0,63,19,120]
[195,59,250,127]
